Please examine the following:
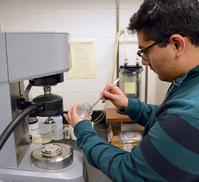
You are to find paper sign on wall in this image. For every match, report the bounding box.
[68,40,97,79]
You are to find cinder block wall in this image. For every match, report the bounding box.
[0,0,169,111]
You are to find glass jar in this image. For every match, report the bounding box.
[77,103,93,120]
[38,117,53,144]
[119,64,142,98]
[51,115,64,141]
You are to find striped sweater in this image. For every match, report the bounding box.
[74,65,199,182]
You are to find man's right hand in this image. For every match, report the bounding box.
[101,84,128,110]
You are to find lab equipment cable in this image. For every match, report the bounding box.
[0,104,42,150]
[91,78,120,125]
[92,111,106,125]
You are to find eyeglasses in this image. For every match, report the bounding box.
[137,38,168,61]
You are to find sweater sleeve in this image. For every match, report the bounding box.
[74,113,199,182]
[120,98,159,126]
[74,120,165,182]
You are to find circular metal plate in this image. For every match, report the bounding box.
[41,143,62,157]
[31,143,73,170]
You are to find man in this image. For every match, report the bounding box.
[65,0,199,181]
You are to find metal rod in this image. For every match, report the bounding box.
[145,65,148,103]
[89,97,103,110]
[116,0,120,80]
[90,78,120,110]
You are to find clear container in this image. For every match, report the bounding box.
[51,115,64,141]
[63,124,71,140]
[63,124,76,140]
[119,131,142,152]
[119,131,142,144]
[38,117,53,144]
[77,103,93,120]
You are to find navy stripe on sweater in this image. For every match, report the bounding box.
[140,135,199,182]
[158,114,199,154]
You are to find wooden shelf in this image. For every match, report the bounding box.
[105,108,132,124]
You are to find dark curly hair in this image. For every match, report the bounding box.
[128,0,199,46]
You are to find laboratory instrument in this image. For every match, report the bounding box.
[0,32,84,182]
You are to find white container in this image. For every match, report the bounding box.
[28,117,39,136]
[28,117,42,144]
[63,124,71,140]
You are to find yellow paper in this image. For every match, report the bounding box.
[124,82,136,94]
[68,40,97,79]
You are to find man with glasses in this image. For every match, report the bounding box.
[65,0,199,181]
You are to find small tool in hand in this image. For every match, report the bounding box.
[89,78,120,110]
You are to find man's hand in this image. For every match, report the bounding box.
[101,84,128,110]
[64,104,91,128]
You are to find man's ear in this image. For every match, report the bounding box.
[169,34,186,56]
